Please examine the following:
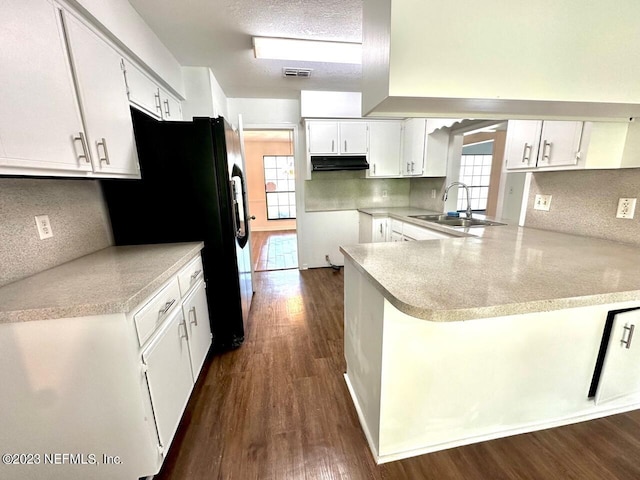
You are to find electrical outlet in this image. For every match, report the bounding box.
[533,194,552,211]
[616,197,637,219]
[35,215,53,239]
[431,189,437,199]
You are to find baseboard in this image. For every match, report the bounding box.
[343,373,380,463]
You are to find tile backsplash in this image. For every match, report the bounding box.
[525,168,640,246]
[304,172,447,212]
[305,171,410,211]
[0,178,113,287]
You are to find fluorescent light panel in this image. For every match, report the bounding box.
[253,36,361,64]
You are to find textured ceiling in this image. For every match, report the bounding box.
[128,0,363,99]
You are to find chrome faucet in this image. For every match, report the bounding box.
[443,182,473,219]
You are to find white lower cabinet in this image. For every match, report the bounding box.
[182,280,212,380]
[143,307,194,453]
[594,308,640,405]
[0,251,211,480]
[358,213,389,243]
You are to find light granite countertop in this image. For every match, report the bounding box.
[343,209,640,322]
[0,242,204,323]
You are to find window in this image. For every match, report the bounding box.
[264,155,296,220]
[458,141,493,212]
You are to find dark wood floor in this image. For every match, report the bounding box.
[155,268,640,480]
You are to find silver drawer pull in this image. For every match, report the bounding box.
[158,299,176,317]
[179,319,188,339]
[621,323,635,349]
[73,132,91,163]
[154,91,161,112]
[542,140,552,162]
[190,269,202,281]
[97,138,111,165]
[521,143,531,163]
[189,306,198,326]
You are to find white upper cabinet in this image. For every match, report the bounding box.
[122,60,183,122]
[0,0,140,178]
[0,0,90,174]
[339,122,368,154]
[504,120,639,171]
[401,118,426,176]
[123,60,163,119]
[307,120,368,155]
[505,120,582,170]
[63,12,140,177]
[159,87,183,121]
[367,121,402,177]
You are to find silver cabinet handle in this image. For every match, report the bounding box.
[163,99,170,117]
[158,299,176,317]
[373,164,376,175]
[622,323,635,349]
[331,140,335,152]
[411,161,415,173]
[190,269,202,281]
[97,138,110,165]
[522,143,532,163]
[542,140,552,162]
[189,306,198,326]
[406,162,411,173]
[344,140,348,152]
[179,319,189,339]
[154,90,161,113]
[73,132,91,163]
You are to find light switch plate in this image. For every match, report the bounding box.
[35,215,53,239]
[534,194,552,211]
[616,198,637,219]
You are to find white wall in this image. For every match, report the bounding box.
[181,67,229,120]
[228,98,359,269]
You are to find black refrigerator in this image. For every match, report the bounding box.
[101,107,254,352]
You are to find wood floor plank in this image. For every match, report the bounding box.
[154,267,640,480]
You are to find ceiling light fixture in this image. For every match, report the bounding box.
[252,36,362,64]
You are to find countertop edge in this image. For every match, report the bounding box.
[0,242,204,324]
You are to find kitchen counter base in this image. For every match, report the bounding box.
[344,259,640,463]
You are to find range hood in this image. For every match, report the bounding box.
[362,1,640,121]
[311,155,369,172]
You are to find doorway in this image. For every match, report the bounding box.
[243,129,298,272]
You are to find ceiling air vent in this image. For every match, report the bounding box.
[282,67,312,78]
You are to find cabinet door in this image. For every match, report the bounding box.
[504,120,542,170]
[182,281,212,381]
[537,121,583,168]
[0,0,90,174]
[123,60,162,119]
[308,122,339,154]
[339,122,368,154]
[402,119,426,176]
[160,88,183,121]
[143,308,194,453]
[64,13,140,178]
[595,309,640,405]
[423,121,449,177]
[371,218,389,243]
[368,121,401,177]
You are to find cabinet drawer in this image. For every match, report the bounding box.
[134,278,181,346]
[391,219,404,233]
[178,255,204,297]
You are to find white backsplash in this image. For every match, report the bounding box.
[0,178,113,287]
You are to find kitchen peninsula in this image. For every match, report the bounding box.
[340,222,640,464]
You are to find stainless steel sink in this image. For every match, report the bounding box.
[409,214,505,228]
